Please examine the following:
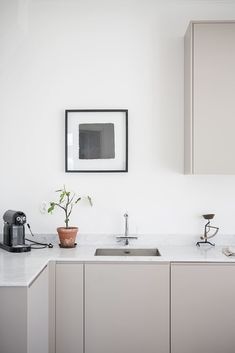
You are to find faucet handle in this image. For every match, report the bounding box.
[116,235,138,246]
[116,236,138,240]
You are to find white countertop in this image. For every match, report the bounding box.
[1,233,235,286]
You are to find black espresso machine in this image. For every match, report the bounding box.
[0,210,31,252]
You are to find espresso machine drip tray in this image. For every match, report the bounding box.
[0,242,31,252]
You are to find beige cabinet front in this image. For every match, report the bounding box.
[56,263,83,353]
[171,263,235,353]
[85,263,170,353]
[184,21,235,174]
[0,265,49,353]
[28,265,49,353]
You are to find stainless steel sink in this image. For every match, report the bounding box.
[95,248,161,256]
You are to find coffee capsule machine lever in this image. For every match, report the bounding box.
[0,210,31,252]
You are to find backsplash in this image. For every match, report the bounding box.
[1,0,235,235]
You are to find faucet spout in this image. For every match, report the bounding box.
[124,213,129,237]
[116,212,138,245]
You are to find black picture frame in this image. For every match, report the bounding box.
[65,109,128,173]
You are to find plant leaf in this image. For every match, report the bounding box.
[48,206,54,213]
[59,191,66,203]
[87,195,93,207]
[75,197,81,204]
[48,202,55,213]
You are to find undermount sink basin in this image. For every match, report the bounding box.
[95,248,161,256]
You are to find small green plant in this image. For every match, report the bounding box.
[48,185,92,228]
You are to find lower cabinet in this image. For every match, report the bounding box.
[85,263,170,353]
[55,261,235,353]
[0,264,49,353]
[171,263,235,353]
[28,264,49,353]
[3,260,235,353]
[56,263,83,353]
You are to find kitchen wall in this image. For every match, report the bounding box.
[1,0,235,236]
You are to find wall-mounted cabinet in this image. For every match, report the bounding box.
[184,21,235,174]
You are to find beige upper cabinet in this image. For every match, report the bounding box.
[184,21,235,174]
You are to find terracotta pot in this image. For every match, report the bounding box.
[57,227,78,248]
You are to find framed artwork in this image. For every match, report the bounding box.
[65,110,128,172]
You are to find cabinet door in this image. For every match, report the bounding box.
[85,263,169,353]
[185,22,235,174]
[0,287,27,353]
[171,263,235,353]
[28,265,49,353]
[56,263,83,353]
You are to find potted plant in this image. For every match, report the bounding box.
[48,186,92,248]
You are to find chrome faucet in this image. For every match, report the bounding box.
[124,213,129,237]
[116,213,138,245]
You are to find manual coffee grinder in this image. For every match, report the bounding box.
[196,214,219,247]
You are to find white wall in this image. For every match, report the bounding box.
[1,0,235,236]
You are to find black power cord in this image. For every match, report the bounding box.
[25,224,53,249]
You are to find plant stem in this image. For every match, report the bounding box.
[53,203,66,211]
[65,192,71,228]
[67,204,74,219]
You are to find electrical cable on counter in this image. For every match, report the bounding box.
[25,224,53,249]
